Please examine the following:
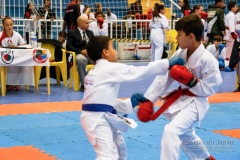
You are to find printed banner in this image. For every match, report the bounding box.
[0,48,51,66]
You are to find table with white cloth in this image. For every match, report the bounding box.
[0,48,51,96]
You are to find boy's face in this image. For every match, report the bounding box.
[176,30,191,49]
[232,4,238,13]
[213,40,221,47]
[103,40,117,62]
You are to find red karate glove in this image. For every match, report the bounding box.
[231,32,238,39]
[170,65,198,87]
[97,17,104,29]
[200,11,208,20]
[183,10,190,16]
[137,101,154,122]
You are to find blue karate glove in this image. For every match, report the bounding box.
[219,44,224,55]
[131,93,146,108]
[169,56,185,69]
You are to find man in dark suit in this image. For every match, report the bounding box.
[67,16,94,92]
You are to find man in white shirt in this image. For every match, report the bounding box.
[105,8,117,25]
[105,8,118,38]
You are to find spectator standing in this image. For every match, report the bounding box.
[38,0,56,39]
[130,0,142,15]
[62,0,81,36]
[179,0,191,17]
[123,11,136,39]
[149,3,169,61]
[66,16,94,92]
[79,0,84,14]
[224,1,238,62]
[94,3,102,13]
[81,6,95,20]
[105,8,118,37]
[206,0,225,44]
[24,2,39,44]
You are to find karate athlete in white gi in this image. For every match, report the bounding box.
[206,35,227,68]
[89,11,108,36]
[150,3,170,61]
[137,14,222,160]
[0,16,34,90]
[80,36,184,160]
[224,1,238,60]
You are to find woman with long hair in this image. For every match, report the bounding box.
[24,2,39,44]
[149,3,170,61]
[179,0,191,17]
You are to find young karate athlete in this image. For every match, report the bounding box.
[136,14,222,160]
[80,36,184,160]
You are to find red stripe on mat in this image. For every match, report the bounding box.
[0,92,240,116]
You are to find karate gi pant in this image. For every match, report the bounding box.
[225,38,235,60]
[150,28,165,61]
[81,115,127,160]
[160,102,210,160]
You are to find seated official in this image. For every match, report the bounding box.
[66,16,94,92]
[0,16,33,91]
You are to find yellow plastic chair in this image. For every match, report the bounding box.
[67,51,94,91]
[168,30,178,57]
[34,43,68,94]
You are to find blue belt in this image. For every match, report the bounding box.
[82,104,117,114]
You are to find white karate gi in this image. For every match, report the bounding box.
[89,20,108,36]
[105,13,117,25]
[206,44,226,60]
[81,59,170,160]
[144,44,222,160]
[224,11,237,59]
[149,13,170,61]
[0,31,34,85]
[235,12,240,40]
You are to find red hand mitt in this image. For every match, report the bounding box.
[97,17,104,29]
[137,101,154,122]
[170,65,197,87]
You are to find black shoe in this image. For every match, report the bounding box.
[233,86,240,92]
[80,85,84,92]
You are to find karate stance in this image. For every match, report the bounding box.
[136,14,222,160]
[80,36,184,160]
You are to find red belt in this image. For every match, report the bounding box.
[151,87,196,120]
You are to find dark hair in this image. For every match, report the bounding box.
[83,5,90,13]
[175,14,203,42]
[58,31,67,38]
[213,35,223,41]
[87,36,111,62]
[215,0,223,5]
[95,3,102,12]
[191,4,202,14]
[152,3,162,20]
[94,11,105,18]
[181,0,191,12]
[227,1,237,11]
[24,2,34,18]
